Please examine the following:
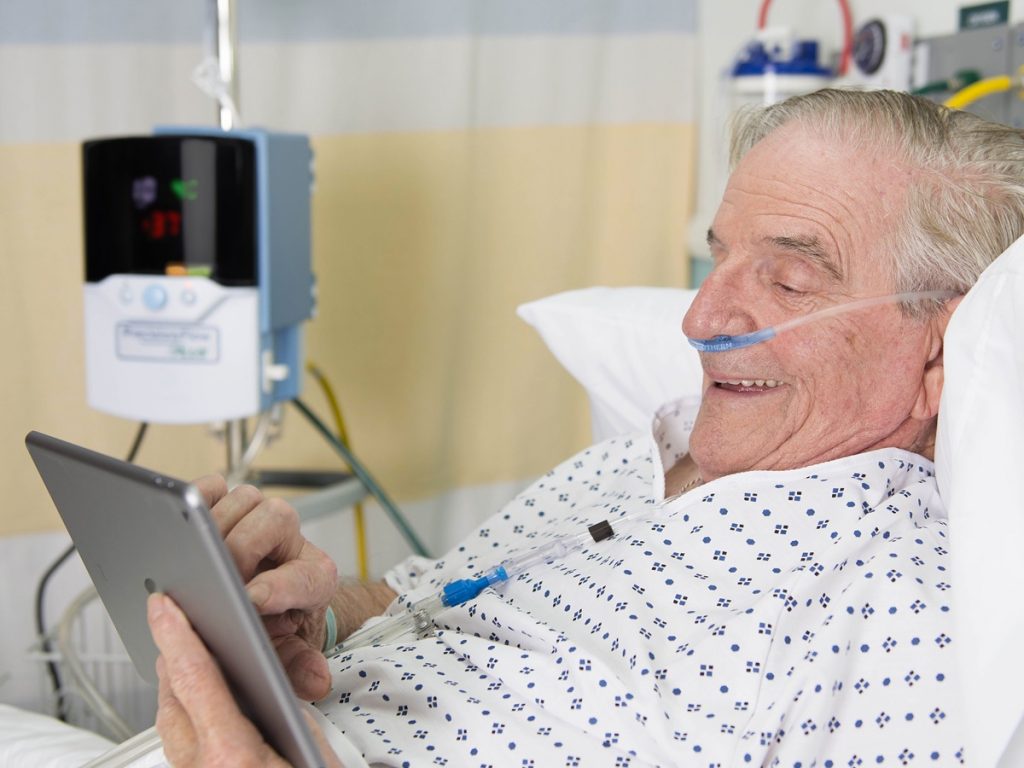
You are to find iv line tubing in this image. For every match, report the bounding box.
[687,290,958,353]
[305,363,370,580]
[328,494,692,655]
[330,527,618,654]
[291,398,431,558]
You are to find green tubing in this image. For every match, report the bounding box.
[292,398,431,558]
[912,80,953,96]
[912,68,981,97]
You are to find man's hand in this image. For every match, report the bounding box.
[195,475,338,700]
[148,592,342,767]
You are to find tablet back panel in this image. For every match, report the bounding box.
[25,431,325,768]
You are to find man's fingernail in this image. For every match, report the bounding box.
[248,582,271,607]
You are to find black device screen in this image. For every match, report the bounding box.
[83,136,257,285]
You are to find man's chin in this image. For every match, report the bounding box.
[689,418,779,480]
[689,433,744,481]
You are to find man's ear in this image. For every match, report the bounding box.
[911,295,964,422]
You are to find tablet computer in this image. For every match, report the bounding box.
[25,430,327,768]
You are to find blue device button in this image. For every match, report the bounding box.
[143,284,168,310]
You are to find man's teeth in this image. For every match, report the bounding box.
[721,379,781,388]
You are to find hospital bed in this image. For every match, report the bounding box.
[3,233,1023,767]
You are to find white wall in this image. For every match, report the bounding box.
[690,0,1024,264]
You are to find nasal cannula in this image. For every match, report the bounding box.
[687,290,959,353]
[327,507,666,655]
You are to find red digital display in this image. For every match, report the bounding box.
[139,209,182,240]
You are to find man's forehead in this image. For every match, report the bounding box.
[712,127,904,284]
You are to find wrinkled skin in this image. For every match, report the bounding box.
[683,123,958,481]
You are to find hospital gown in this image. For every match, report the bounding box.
[315,400,963,767]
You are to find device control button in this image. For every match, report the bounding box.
[118,285,134,304]
[143,284,168,310]
[180,289,197,306]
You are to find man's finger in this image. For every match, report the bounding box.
[155,655,199,767]
[208,483,266,539]
[224,496,304,580]
[191,474,229,511]
[245,548,338,615]
[147,593,243,739]
[275,635,331,701]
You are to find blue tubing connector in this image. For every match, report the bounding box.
[441,567,509,607]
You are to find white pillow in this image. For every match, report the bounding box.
[516,287,702,441]
[936,233,1024,768]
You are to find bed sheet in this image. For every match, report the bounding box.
[0,700,368,768]
[0,703,115,768]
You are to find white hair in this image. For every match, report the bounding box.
[729,88,1024,306]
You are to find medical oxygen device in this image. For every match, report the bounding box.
[82,127,315,423]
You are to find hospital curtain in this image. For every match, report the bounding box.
[0,0,699,567]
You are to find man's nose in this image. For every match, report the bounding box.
[682,260,756,341]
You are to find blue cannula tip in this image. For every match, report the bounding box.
[441,567,509,607]
[687,328,775,353]
[687,334,742,353]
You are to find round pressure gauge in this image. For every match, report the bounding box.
[853,19,887,76]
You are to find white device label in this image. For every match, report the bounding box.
[116,322,220,363]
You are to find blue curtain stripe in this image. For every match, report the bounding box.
[1,0,697,45]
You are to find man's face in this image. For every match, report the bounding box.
[683,123,945,480]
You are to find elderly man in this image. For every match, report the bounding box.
[147,88,1024,766]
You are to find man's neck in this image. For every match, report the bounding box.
[665,453,703,497]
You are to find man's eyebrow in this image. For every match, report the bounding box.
[763,235,844,282]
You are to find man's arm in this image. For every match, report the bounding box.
[326,578,398,648]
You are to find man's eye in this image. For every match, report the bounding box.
[774,282,805,295]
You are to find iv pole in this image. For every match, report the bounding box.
[203,1,430,556]
[208,0,248,476]
[213,0,240,133]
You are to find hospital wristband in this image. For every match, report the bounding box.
[322,605,337,653]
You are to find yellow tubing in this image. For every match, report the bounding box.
[944,74,1013,110]
[306,362,369,580]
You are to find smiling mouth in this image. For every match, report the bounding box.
[714,379,783,393]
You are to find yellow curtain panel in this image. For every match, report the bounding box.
[0,0,698,537]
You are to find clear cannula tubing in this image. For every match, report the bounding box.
[687,290,959,353]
